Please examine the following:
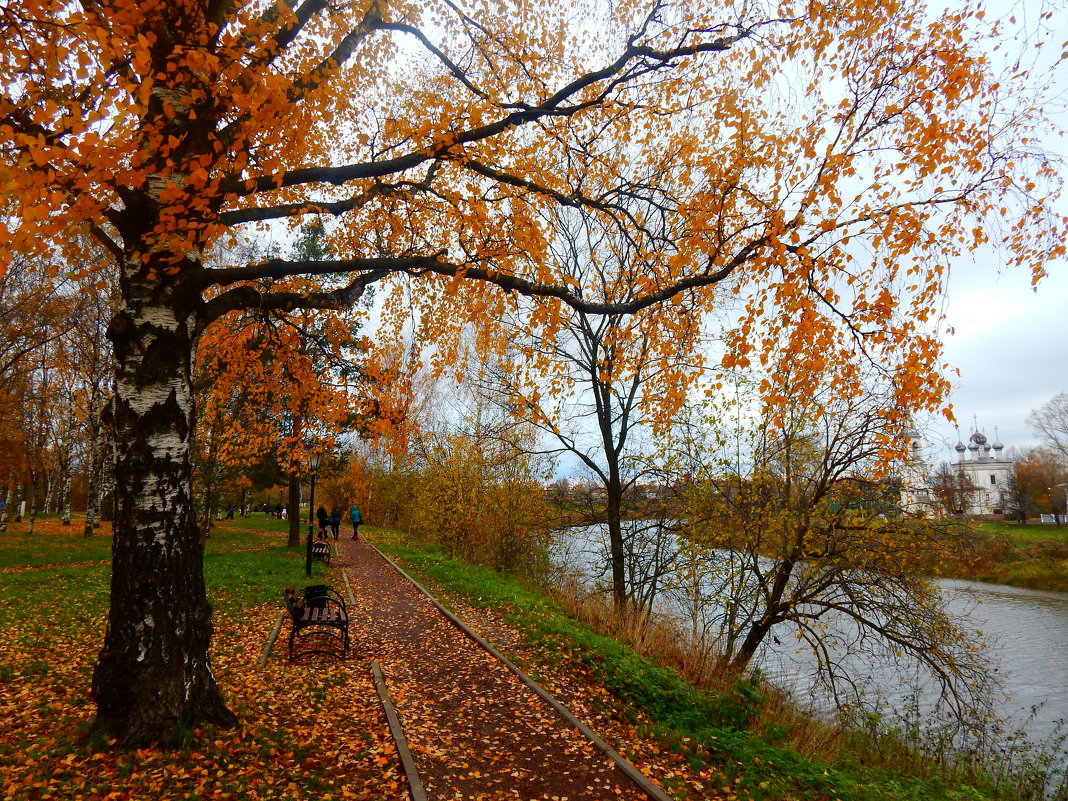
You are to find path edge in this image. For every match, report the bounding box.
[258,610,288,668]
[372,660,429,801]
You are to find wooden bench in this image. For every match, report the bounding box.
[311,539,332,565]
[283,584,349,661]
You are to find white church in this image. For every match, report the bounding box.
[900,427,1014,517]
[951,430,1013,516]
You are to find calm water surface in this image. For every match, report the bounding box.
[554,526,1068,746]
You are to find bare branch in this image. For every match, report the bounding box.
[232,22,769,198]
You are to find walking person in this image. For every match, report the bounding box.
[350,503,362,540]
[316,504,328,539]
[329,506,341,540]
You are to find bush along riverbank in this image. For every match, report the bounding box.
[931,522,1068,593]
[375,530,1060,801]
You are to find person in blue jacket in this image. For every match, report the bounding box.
[350,503,362,540]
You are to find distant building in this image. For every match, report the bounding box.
[900,427,934,514]
[952,430,1012,516]
[900,426,1014,518]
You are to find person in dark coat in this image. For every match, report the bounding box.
[316,505,328,539]
[329,506,341,540]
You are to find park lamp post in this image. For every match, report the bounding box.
[304,451,323,577]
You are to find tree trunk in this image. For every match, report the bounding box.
[286,413,304,548]
[607,507,627,617]
[0,479,10,532]
[99,430,116,522]
[60,470,72,525]
[59,400,75,525]
[726,556,798,673]
[44,472,55,516]
[199,476,214,541]
[84,416,104,536]
[287,469,302,548]
[26,471,37,535]
[91,275,235,745]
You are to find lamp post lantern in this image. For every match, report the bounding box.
[305,451,323,576]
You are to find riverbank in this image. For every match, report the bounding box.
[375,529,1059,801]
[932,521,1068,593]
[551,510,1068,593]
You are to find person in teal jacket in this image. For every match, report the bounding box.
[350,503,362,540]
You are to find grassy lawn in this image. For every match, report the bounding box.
[978,521,1068,545]
[0,512,302,569]
[0,520,401,800]
[939,522,1068,593]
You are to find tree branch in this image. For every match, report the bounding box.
[231,22,768,197]
[197,267,391,331]
[219,165,441,226]
[202,252,740,315]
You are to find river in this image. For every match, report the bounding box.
[761,577,1068,745]
[552,525,1068,756]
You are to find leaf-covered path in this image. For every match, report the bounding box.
[334,537,656,801]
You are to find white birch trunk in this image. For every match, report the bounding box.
[0,480,10,532]
[90,272,234,744]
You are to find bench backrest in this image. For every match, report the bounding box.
[283,588,304,622]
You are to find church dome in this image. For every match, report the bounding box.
[992,427,1004,450]
[969,431,987,445]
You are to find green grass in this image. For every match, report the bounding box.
[0,517,331,618]
[0,523,113,568]
[976,521,1068,546]
[938,523,1068,592]
[212,511,303,535]
[207,545,332,614]
[377,536,1021,801]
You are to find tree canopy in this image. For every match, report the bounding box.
[1,0,1065,744]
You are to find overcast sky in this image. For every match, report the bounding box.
[926,257,1067,459]
[922,5,1067,464]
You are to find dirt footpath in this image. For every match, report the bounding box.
[332,537,655,801]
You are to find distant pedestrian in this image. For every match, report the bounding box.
[316,505,328,539]
[350,503,362,540]
[225,504,234,520]
[329,506,341,540]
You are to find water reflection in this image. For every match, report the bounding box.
[552,524,1068,747]
[939,580,1068,742]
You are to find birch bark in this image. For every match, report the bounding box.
[90,267,234,742]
